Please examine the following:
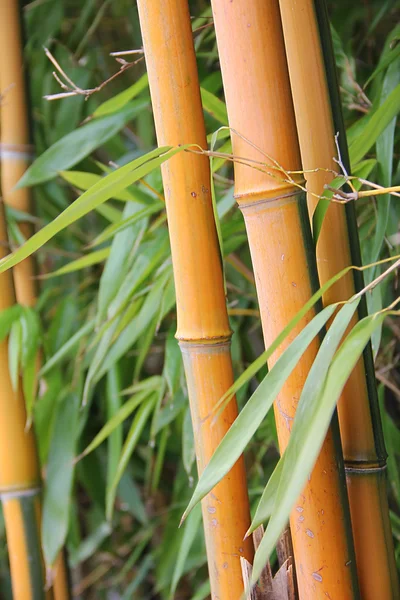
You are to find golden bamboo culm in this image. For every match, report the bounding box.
[0,0,69,598]
[137,1,254,599]
[210,0,359,597]
[278,1,399,597]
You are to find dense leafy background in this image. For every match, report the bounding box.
[0,1,399,598]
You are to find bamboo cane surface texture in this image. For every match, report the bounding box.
[137,1,253,598]
[0,1,69,597]
[0,0,36,307]
[278,1,399,597]
[210,0,359,597]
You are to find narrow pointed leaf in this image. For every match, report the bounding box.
[182,303,338,522]
[18,103,146,186]
[0,145,184,275]
[251,308,385,585]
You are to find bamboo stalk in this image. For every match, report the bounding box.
[136,1,253,598]
[278,1,399,597]
[0,207,50,599]
[0,1,69,598]
[210,1,359,597]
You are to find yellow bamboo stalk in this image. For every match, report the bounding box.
[136,1,253,598]
[0,1,69,598]
[210,1,359,597]
[0,207,50,599]
[278,1,399,597]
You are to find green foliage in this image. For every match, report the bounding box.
[0,1,398,598]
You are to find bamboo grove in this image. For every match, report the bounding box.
[0,0,398,598]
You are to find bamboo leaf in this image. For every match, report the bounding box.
[312,175,346,242]
[182,406,196,476]
[0,145,183,274]
[39,319,95,376]
[181,303,338,522]
[251,308,386,585]
[106,366,123,496]
[200,87,228,124]
[215,261,359,410]
[93,73,149,117]
[368,60,400,269]
[79,388,153,459]
[42,392,80,568]
[349,82,400,166]
[170,504,202,599]
[0,305,23,341]
[18,103,146,187]
[59,170,139,202]
[249,299,360,536]
[88,202,163,247]
[41,248,110,279]
[106,394,156,520]
[96,201,147,325]
[248,456,285,533]
[8,320,22,392]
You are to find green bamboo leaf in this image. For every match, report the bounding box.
[380,385,400,505]
[121,375,164,396]
[88,202,163,247]
[181,303,337,523]
[20,307,41,365]
[106,366,123,496]
[249,299,360,538]
[41,248,110,279]
[365,23,400,86]
[39,319,95,376]
[106,394,156,521]
[22,352,38,425]
[96,202,147,325]
[8,319,22,392]
[215,261,358,412]
[200,87,228,124]
[182,406,195,476]
[97,270,174,380]
[42,392,80,568]
[18,103,146,187]
[312,175,346,242]
[191,581,211,600]
[349,82,400,166]
[93,73,149,117]
[352,158,377,188]
[368,60,400,269]
[170,504,202,599]
[251,308,385,585]
[163,327,182,396]
[79,388,152,459]
[0,145,183,275]
[248,456,285,533]
[59,170,138,202]
[0,305,23,341]
[69,522,112,568]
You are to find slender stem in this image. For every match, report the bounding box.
[0,1,69,597]
[278,0,399,597]
[210,0,359,596]
[137,1,253,598]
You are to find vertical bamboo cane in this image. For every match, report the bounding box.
[278,1,399,597]
[210,1,359,598]
[137,1,253,598]
[0,1,69,598]
[0,207,49,599]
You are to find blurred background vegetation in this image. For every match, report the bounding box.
[0,0,399,597]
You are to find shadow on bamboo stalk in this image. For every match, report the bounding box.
[0,0,69,597]
[137,1,253,599]
[278,1,399,597]
[210,0,359,597]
